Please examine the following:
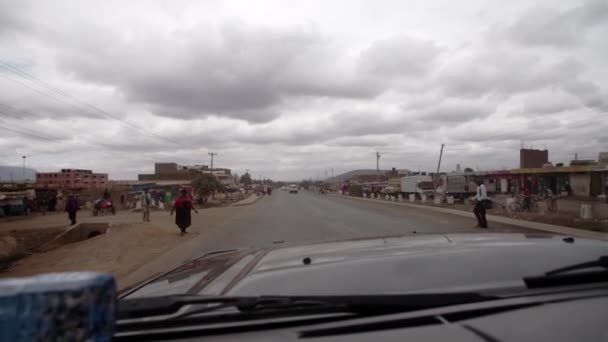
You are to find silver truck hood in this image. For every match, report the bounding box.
[123,233,607,298]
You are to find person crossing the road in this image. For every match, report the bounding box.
[471,180,490,228]
[65,194,79,226]
[171,189,199,235]
[142,189,152,222]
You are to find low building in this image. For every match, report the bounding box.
[36,169,108,189]
[139,162,233,185]
[520,149,549,168]
[471,164,608,198]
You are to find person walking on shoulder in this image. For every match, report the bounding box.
[65,194,79,225]
[170,189,198,235]
[142,189,152,222]
[471,180,490,228]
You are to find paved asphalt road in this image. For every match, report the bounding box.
[122,190,530,288]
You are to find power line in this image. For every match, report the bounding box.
[0,61,182,145]
[0,122,164,168]
[0,103,43,119]
[0,123,65,142]
[0,112,162,161]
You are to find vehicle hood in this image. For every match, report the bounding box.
[122,233,607,299]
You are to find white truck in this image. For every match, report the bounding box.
[400,175,435,197]
[440,174,470,199]
[288,184,298,194]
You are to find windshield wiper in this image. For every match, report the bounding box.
[524,256,608,288]
[545,256,608,276]
[118,292,499,322]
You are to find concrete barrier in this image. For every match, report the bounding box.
[421,194,427,203]
[39,223,110,252]
[447,196,454,204]
[409,194,415,202]
[580,204,593,220]
[398,194,403,202]
[593,202,608,219]
[434,197,441,205]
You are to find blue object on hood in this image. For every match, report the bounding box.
[0,272,117,341]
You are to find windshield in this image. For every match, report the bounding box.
[1,0,607,320]
[418,182,436,190]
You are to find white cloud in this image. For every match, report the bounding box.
[0,0,606,180]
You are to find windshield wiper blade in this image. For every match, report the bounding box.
[545,256,608,276]
[118,292,499,322]
[118,295,258,320]
[523,256,608,289]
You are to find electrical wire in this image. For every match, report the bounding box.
[0,61,182,145]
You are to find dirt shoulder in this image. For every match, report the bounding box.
[0,219,196,290]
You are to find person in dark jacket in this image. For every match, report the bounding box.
[170,189,198,235]
[65,194,79,225]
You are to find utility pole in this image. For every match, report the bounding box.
[436,144,444,174]
[22,155,26,181]
[208,152,218,170]
[376,152,382,174]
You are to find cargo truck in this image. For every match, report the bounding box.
[400,175,435,197]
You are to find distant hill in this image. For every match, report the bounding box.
[0,166,37,181]
[326,169,389,183]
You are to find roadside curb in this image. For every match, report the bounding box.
[231,194,264,207]
[327,194,608,241]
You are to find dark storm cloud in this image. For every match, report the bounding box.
[437,51,608,112]
[330,110,409,136]
[505,0,608,47]
[440,52,562,98]
[53,23,390,123]
[410,99,496,123]
[0,1,30,36]
[359,36,441,77]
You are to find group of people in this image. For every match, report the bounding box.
[63,189,199,235]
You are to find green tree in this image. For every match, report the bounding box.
[239,172,252,185]
[192,173,222,203]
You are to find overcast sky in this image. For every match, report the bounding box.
[0,0,606,180]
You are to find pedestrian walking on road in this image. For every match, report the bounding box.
[142,189,152,222]
[171,189,198,235]
[38,196,47,216]
[522,187,532,211]
[471,180,490,228]
[65,194,79,226]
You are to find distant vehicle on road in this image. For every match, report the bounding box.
[288,184,298,194]
[436,174,470,199]
[400,175,434,198]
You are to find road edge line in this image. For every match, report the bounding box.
[231,194,264,207]
[327,194,608,241]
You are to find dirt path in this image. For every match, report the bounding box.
[0,220,196,290]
